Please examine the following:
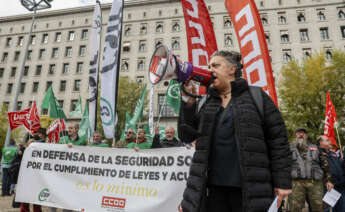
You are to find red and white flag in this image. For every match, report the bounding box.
[8,108,31,130]
[225,0,278,106]
[23,101,41,134]
[324,92,338,147]
[181,0,218,95]
[47,119,66,143]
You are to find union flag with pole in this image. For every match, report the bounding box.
[324,92,338,147]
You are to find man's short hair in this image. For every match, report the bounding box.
[295,127,307,134]
[9,139,16,146]
[211,50,243,79]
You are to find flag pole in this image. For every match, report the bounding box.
[94,0,103,132]
[335,124,342,152]
[157,94,168,124]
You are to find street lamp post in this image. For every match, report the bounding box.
[4,0,53,148]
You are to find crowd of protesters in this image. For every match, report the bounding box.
[1,49,345,212]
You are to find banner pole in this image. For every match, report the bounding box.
[335,125,342,152]
[157,94,167,125]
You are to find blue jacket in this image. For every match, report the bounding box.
[321,148,345,188]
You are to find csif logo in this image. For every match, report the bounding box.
[38,188,50,202]
[101,196,126,209]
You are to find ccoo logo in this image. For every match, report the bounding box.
[38,188,50,202]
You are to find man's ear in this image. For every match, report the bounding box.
[228,65,236,76]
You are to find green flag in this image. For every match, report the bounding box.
[41,86,67,119]
[120,112,136,141]
[70,96,82,117]
[78,102,91,139]
[129,85,147,126]
[165,79,181,114]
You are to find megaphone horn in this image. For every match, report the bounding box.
[148,45,212,86]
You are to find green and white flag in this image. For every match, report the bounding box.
[41,86,66,119]
[78,102,91,139]
[89,0,102,133]
[128,85,147,127]
[100,0,123,138]
[70,96,82,117]
[165,79,181,114]
[119,111,136,141]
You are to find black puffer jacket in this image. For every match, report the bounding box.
[151,135,184,148]
[178,79,292,212]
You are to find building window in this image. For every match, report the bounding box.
[260,1,264,7]
[137,58,145,71]
[17,102,22,110]
[140,23,147,35]
[317,10,326,21]
[70,99,78,112]
[341,26,345,39]
[143,12,146,18]
[49,64,56,74]
[223,16,232,27]
[41,108,48,115]
[224,34,233,46]
[35,65,42,75]
[155,39,163,48]
[171,38,180,50]
[320,27,329,40]
[81,29,88,40]
[17,36,24,46]
[14,51,20,61]
[46,81,52,91]
[30,35,36,45]
[278,13,287,24]
[65,47,72,57]
[302,48,311,59]
[68,31,75,41]
[57,100,64,109]
[51,48,59,58]
[7,83,13,94]
[325,49,332,60]
[42,33,48,44]
[128,13,131,19]
[55,32,62,42]
[32,82,39,93]
[0,68,4,78]
[123,41,131,52]
[76,62,83,73]
[156,22,164,33]
[136,76,144,83]
[20,83,26,93]
[300,29,309,41]
[175,9,178,14]
[158,94,175,117]
[172,22,180,32]
[124,25,131,36]
[79,45,86,56]
[24,66,29,76]
[158,10,162,16]
[2,52,8,62]
[121,59,129,71]
[74,80,81,91]
[62,63,70,74]
[6,37,12,47]
[27,50,32,60]
[280,30,289,43]
[338,9,345,19]
[139,40,147,52]
[39,49,45,59]
[10,67,16,77]
[297,12,305,22]
[282,49,292,62]
[60,80,66,91]
[265,33,270,44]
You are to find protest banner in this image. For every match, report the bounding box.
[16,143,194,212]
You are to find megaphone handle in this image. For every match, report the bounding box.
[181,81,203,99]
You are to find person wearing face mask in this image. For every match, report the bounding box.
[288,128,334,212]
[178,50,292,212]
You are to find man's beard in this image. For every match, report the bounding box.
[296,137,307,149]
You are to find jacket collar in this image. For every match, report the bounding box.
[208,79,249,98]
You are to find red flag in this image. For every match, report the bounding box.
[225,0,278,106]
[47,119,66,143]
[181,0,217,95]
[324,92,338,147]
[7,108,31,130]
[23,101,41,134]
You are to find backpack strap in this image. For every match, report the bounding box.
[249,86,264,120]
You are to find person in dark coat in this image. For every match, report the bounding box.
[152,125,183,148]
[318,135,345,212]
[178,50,292,212]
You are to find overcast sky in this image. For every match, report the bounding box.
[0,0,115,17]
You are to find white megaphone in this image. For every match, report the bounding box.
[148,45,212,86]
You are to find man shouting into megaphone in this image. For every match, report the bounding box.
[177,50,292,212]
